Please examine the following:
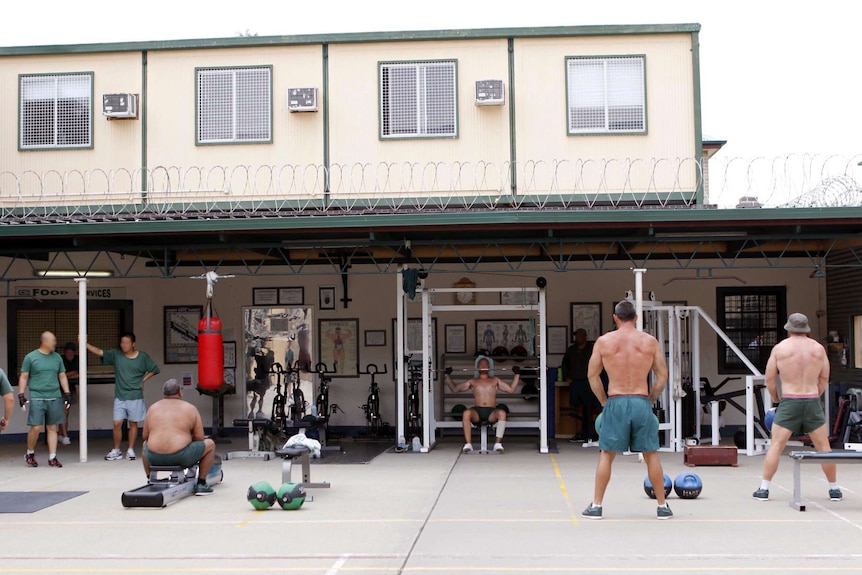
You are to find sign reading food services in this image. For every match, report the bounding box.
[15,286,126,300]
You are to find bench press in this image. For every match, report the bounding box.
[788,448,862,511]
[274,446,330,489]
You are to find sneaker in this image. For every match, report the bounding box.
[752,488,769,501]
[25,453,38,467]
[194,483,214,496]
[126,449,137,461]
[48,457,63,468]
[462,443,473,453]
[657,504,673,520]
[493,442,504,453]
[581,503,603,520]
[568,434,587,443]
[60,436,71,446]
[105,449,123,461]
[829,488,843,501]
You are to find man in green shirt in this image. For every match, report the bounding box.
[86,332,160,461]
[18,331,72,468]
[0,367,14,433]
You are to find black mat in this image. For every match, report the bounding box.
[314,441,390,465]
[0,491,87,513]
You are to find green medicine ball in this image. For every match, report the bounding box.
[247,481,276,510]
[276,482,307,510]
[595,412,603,436]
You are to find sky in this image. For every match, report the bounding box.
[2,0,860,204]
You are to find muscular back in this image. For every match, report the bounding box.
[767,335,829,397]
[593,326,665,396]
[144,398,203,454]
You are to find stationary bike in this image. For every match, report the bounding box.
[359,363,388,437]
[314,362,340,420]
[269,363,288,432]
[406,359,423,438]
[287,361,308,426]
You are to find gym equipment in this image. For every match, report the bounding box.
[287,361,308,426]
[789,448,862,511]
[121,456,223,508]
[270,363,288,431]
[451,404,467,419]
[643,473,673,499]
[275,445,331,489]
[225,418,276,460]
[764,407,776,432]
[247,481,277,510]
[673,473,703,499]
[276,482,307,510]
[683,444,738,467]
[195,271,231,392]
[406,360,423,436]
[359,363,387,437]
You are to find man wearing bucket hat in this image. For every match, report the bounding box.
[753,313,841,502]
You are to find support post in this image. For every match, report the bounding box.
[538,286,549,453]
[632,268,646,331]
[74,278,88,463]
[421,287,432,452]
[692,309,702,440]
[396,268,406,447]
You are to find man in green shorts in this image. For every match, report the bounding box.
[582,301,672,520]
[17,331,73,468]
[86,333,160,461]
[753,313,840,502]
[0,367,14,433]
[142,379,216,495]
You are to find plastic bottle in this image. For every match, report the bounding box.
[412,436,421,452]
[398,435,406,449]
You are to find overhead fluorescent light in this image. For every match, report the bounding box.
[35,270,114,278]
[654,231,748,239]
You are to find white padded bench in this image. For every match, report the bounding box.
[788,449,862,511]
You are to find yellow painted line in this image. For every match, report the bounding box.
[549,453,578,525]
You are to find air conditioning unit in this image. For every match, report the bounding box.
[475,80,504,106]
[287,88,318,112]
[102,93,138,119]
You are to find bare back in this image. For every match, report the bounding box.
[766,335,829,397]
[590,324,667,398]
[144,398,203,454]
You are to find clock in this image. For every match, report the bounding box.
[453,277,476,305]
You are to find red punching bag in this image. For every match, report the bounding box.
[198,300,223,391]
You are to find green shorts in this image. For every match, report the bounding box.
[143,441,206,468]
[598,395,659,453]
[773,398,826,434]
[27,398,66,426]
[472,406,496,424]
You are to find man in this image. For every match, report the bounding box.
[753,313,840,502]
[444,356,520,453]
[324,326,353,373]
[18,331,73,468]
[582,301,672,520]
[142,379,216,495]
[0,367,14,433]
[58,342,79,445]
[562,328,598,442]
[86,333,160,461]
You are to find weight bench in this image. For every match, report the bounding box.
[274,446,330,489]
[788,449,862,511]
[224,418,276,461]
[121,456,223,508]
[468,422,501,455]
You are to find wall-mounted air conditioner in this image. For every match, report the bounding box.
[288,88,318,112]
[475,80,504,106]
[102,93,138,119]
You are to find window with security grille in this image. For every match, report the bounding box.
[196,66,271,144]
[380,60,457,138]
[19,73,92,149]
[566,56,645,134]
[716,286,787,373]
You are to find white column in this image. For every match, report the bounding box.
[538,287,549,453]
[632,268,646,331]
[74,278,88,463]
[421,288,432,452]
[395,269,405,446]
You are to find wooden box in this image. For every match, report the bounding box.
[684,445,738,467]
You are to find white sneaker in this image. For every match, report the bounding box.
[462,443,473,453]
[105,449,123,461]
[126,448,137,461]
[60,436,71,446]
[493,442,504,453]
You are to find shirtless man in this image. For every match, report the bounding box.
[582,300,672,520]
[753,313,840,502]
[444,356,520,453]
[142,379,216,495]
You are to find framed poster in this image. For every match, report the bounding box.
[319,286,336,311]
[445,324,467,354]
[500,290,539,306]
[164,305,202,364]
[571,302,602,341]
[365,330,386,347]
[278,287,305,306]
[319,319,359,377]
[223,341,237,369]
[223,368,236,388]
[547,326,569,355]
[474,319,532,355]
[253,288,278,306]
[391,318,438,373]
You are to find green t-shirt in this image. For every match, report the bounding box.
[0,368,12,396]
[103,349,161,400]
[21,350,65,399]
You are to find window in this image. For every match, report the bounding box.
[19,73,92,149]
[196,66,271,144]
[380,60,457,138]
[716,287,787,373]
[566,56,645,134]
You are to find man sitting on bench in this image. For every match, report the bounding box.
[444,356,520,453]
[142,379,216,496]
[753,313,841,502]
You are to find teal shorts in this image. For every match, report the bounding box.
[773,398,826,434]
[143,441,206,468]
[27,398,66,426]
[598,395,659,453]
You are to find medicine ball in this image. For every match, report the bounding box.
[452,404,467,419]
[492,346,509,361]
[510,346,528,362]
[643,474,673,499]
[276,482,307,510]
[247,481,276,510]
[495,403,510,414]
[764,407,776,432]
[595,412,603,436]
[673,473,703,499]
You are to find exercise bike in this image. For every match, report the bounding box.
[314,361,341,420]
[406,359,423,438]
[287,361,308,427]
[359,363,388,437]
[269,363,288,432]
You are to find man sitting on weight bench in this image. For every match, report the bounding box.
[142,379,216,496]
[444,356,520,453]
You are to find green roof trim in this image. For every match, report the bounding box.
[0,24,701,57]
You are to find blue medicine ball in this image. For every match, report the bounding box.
[764,408,776,432]
[673,473,703,499]
[643,474,673,499]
